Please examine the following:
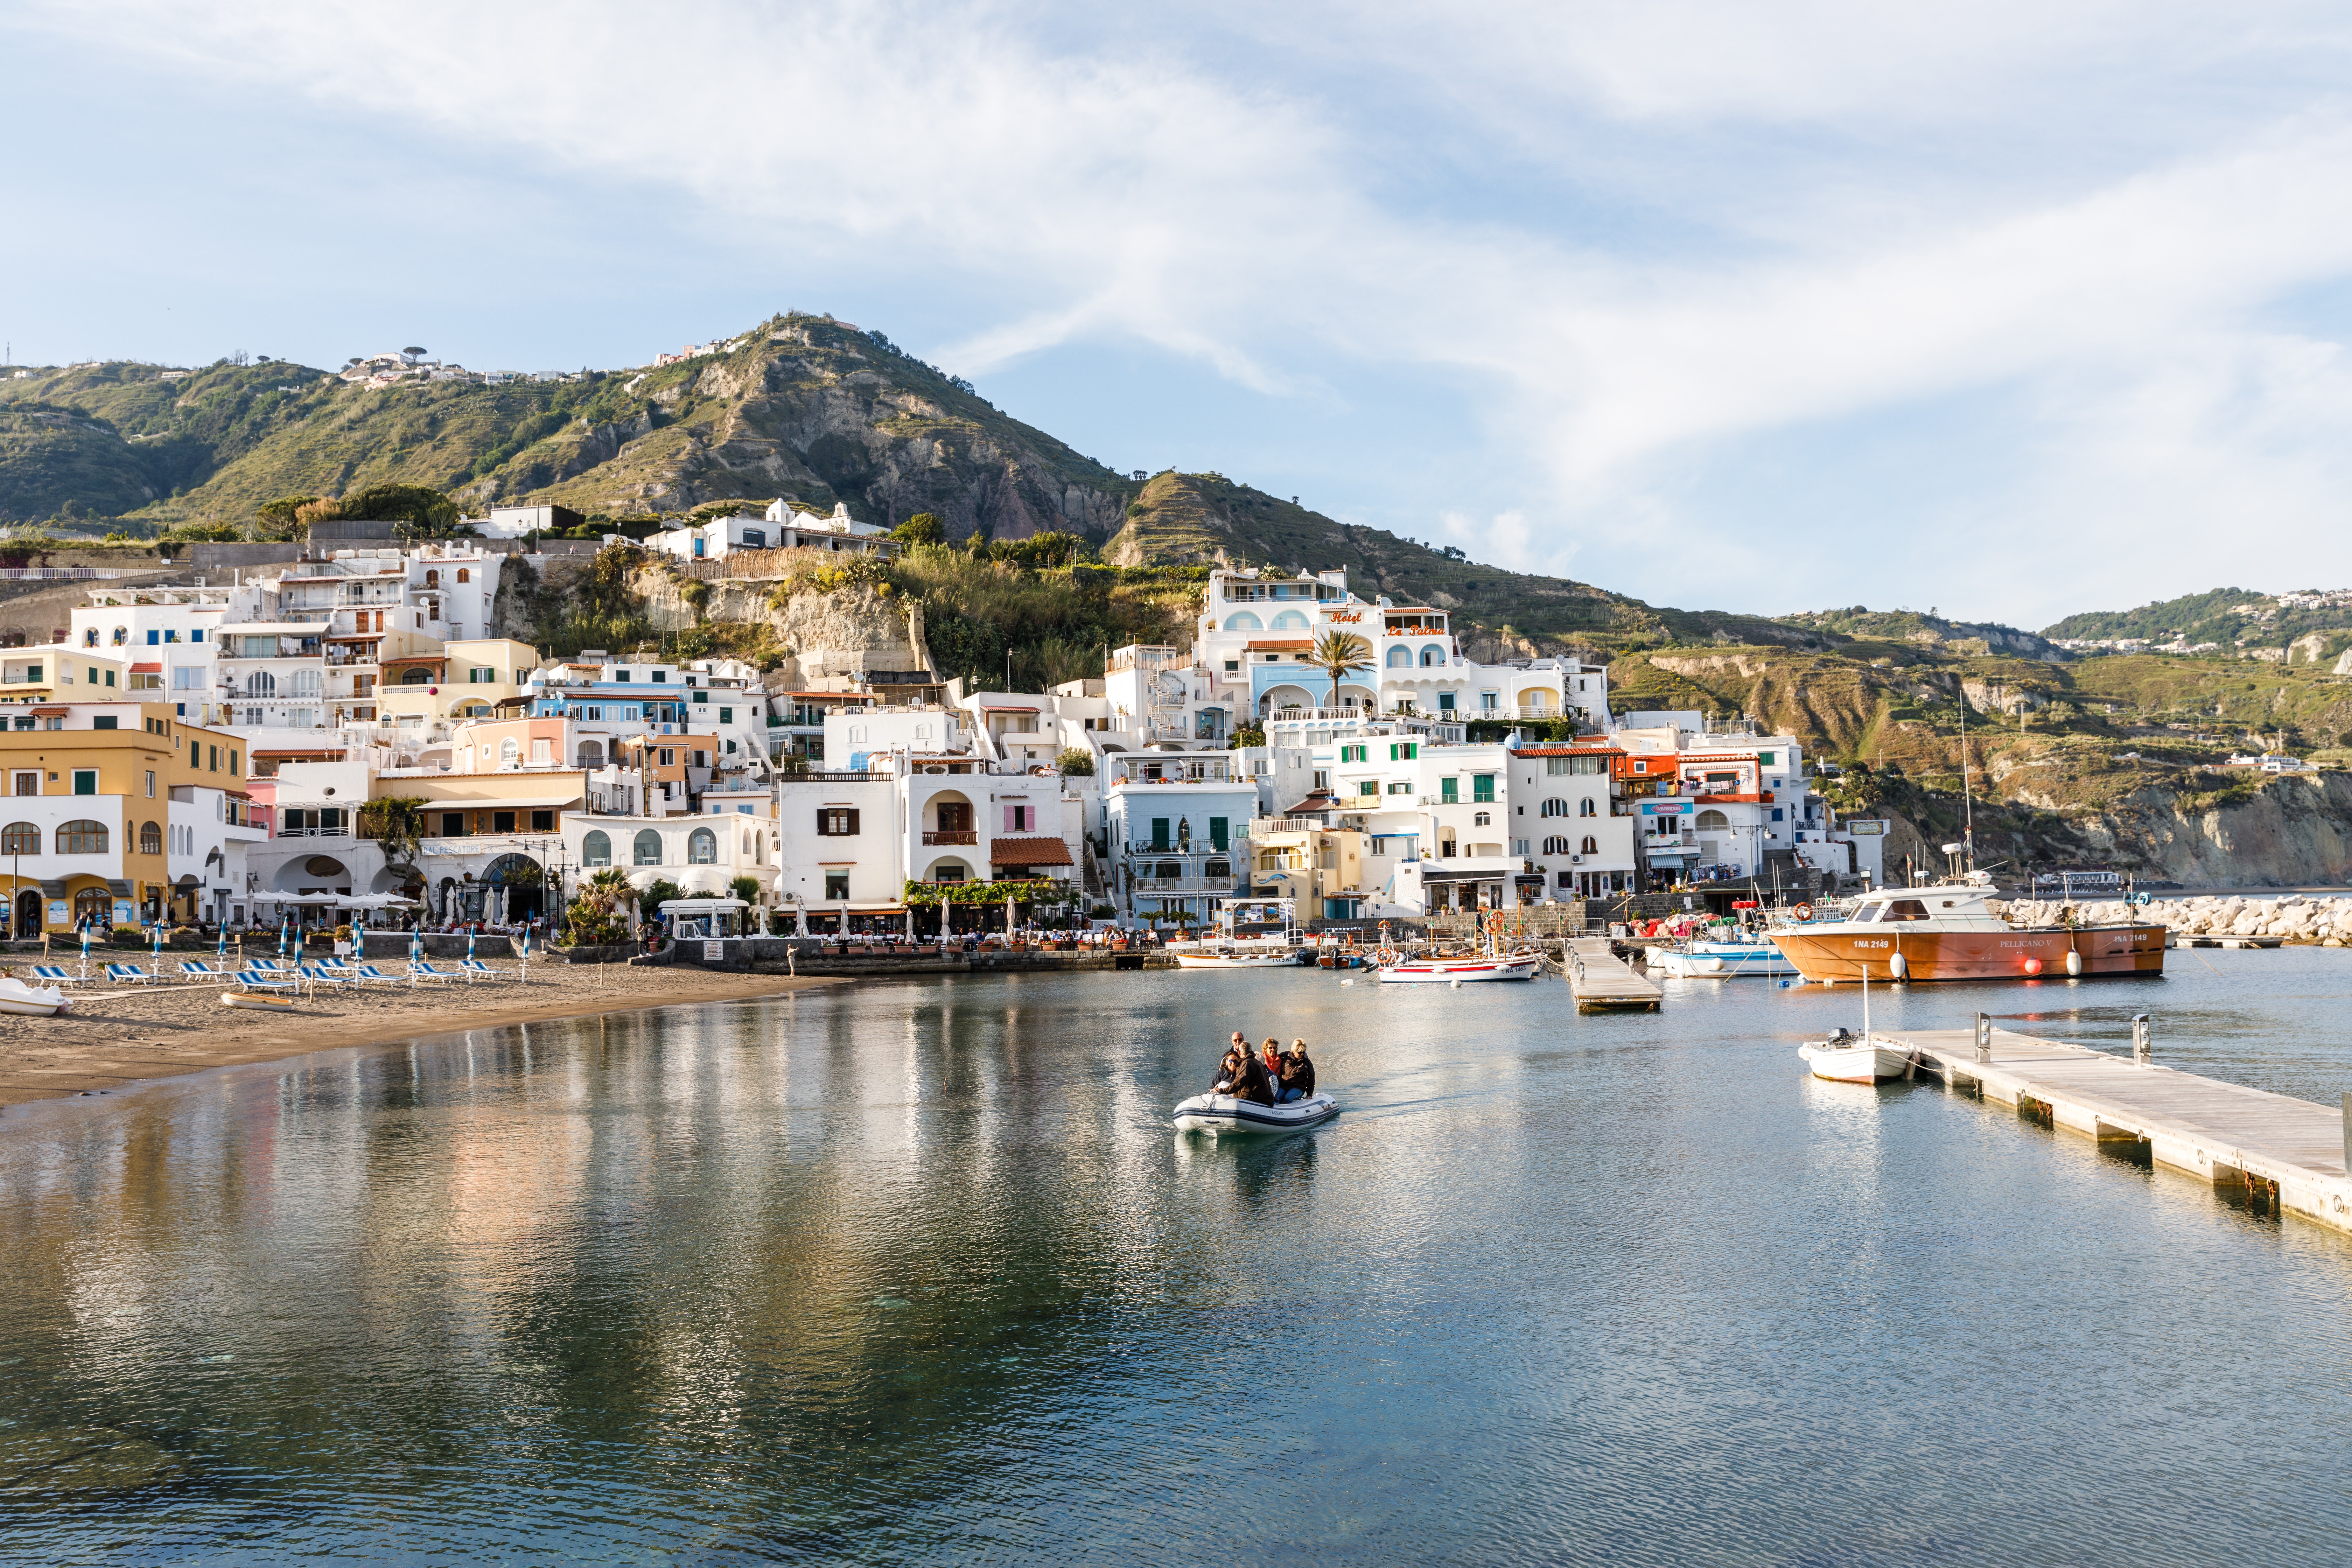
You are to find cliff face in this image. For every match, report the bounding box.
[2090,772,2352,886]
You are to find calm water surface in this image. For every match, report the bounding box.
[4,951,2352,1563]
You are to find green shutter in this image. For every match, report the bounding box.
[1151,817,1170,849]
[1441,777,1458,804]
[1473,774,1495,802]
[1210,817,1228,850]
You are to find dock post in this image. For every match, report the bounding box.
[1974,1013,1992,1062]
[2132,1014,2151,1064]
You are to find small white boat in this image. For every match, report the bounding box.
[1377,951,1541,983]
[220,990,299,1013]
[1172,950,1302,969]
[1797,1029,1919,1083]
[1652,939,1795,979]
[1172,1091,1339,1134]
[0,977,70,1016]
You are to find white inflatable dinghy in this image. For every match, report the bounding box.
[1171,1091,1337,1135]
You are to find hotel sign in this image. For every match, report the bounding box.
[1326,610,1364,623]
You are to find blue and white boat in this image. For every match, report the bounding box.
[1171,1091,1338,1135]
[1650,938,1795,979]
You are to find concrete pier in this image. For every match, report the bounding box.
[1890,1024,2352,1236]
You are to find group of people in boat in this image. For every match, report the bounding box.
[1212,1033,1315,1105]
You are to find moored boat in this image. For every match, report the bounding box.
[1797,1029,1918,1084]
[1651,939,1795,979]
[1770,880,2164,984]
[1171,1090,1339,1134]
[1172,950,1302,969]
[1376,951,1542,983]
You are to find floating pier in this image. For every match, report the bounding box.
[1890,1022,2352,1236]
[1563,937,1662,1013]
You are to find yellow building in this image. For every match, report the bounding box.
[0,646,131,725]
[1247,816,1367,922]
[0,703,247,931]
[375,637,538,729]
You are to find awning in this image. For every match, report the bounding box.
[990,836,1073,866]
[131,662,161,673]
[411,793,583,810]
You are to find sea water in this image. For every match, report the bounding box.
[2,951,2350,1563]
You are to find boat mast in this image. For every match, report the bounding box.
[1959,676,1975,872]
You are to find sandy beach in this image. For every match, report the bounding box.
[0,960,847,1111]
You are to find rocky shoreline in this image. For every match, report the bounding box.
[1995,894,2352,945]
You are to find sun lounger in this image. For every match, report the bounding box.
[348,964,401,987]
[30,965,87,986]
[459,959,509,981]
[104,962,159,986]
[178,960,224,980]
[408,961,459,985]
[234,969,300,994]
[300,964,360,991]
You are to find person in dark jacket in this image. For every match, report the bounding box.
[1280,1040,1316,1100]
[1212,1043,1247,1095]
[1232,1046,1275,1105]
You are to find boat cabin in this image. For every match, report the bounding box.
[1819,884,2006,931]
[658,897,750,940]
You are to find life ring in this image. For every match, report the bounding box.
[1792,903,1813,921]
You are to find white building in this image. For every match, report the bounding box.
[644,501,894,564]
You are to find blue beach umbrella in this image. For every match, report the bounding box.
[467,926,476,963]
[409,924,422,964]
[152,920,163,966]
[279,917,291,959]
[79,921,90,971]
[216,923,227,960]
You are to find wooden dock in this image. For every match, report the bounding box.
[1563,937,1662,1013]
[1890,1023,2352,1236]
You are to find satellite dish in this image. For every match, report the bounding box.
[1940,842,1965,854]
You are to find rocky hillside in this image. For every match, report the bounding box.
[0,316,1133,544]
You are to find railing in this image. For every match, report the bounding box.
[1128,875,1244,893]
[274,826,351,839]
[922,830,978,845]
[1125,841,1240,855]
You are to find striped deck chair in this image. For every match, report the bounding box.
[408,961,459,985]
[348,964,401,987]
[234,968,300,994]
[458,959,509,982]
[178,960,225,980]
[30,965,87,986]
[300,964,359,992]
[104,962,159,986]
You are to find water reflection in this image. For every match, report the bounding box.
[3,955,2352,1561]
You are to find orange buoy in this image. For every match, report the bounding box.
[2022,957,2043,976]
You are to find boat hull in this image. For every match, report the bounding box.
[1377,954,1541,983]
[1797,1039,1917,1083]
[0,979,68,1017]
[1772,923,2165,983]
[1172,1092,1338,1134]
[1172,953,1301,969]
[221,990,300,1012]
[1652,944,1795,979]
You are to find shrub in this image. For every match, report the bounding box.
[1058,747,1095,776]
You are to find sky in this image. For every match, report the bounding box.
[10,1,2352,631]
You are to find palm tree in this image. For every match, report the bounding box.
[1308,629,1374,713]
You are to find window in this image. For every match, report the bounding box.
[1542,835,1571,855]
[1481,693,1497,712]
[440,812,466,836]
[1695,810,1730,832]
[652,671,667,683]
[83,629,97,647]
[1386,781,1409,794]
[1547,755,1609,776]
[208,746,218,771]
[402,668,430,685]
[190,628,203,643]
[71,770,97,796]
[688,827,717,863]
[531,810,555,832]
[425,569,440,589]
[145,770,155,798]
[147,629,160,645]
[658,749,676,767]
[719,707,733,723]
[1473,811,1490,826]
[1385,645,1410,668]
[1441,777,1458,804]
[1420,646,1442,666]
[58,819,107,854]
[456,568,470,583]
[1582,836,1598,855]
[1472,775,1495,803]
[614,671,629,683]
[634,829,664,865]
[824,870,850,899]
[139,821,162,855]
[1209,816,1228,851]
[692,690,707,704]
[1580,799,1597,817]
[532,738,553,764]
[1438,692,1455,712]
[1540,798,1568,818]
[227,751,238,775]
[0,822,36,854]
[103,671,115,687]
[289,668,321,698]
[93,716,117,731]
[492,811,516,834]
[583,830,611,866]
[245,671,276,698]
[1357,779,1379,796]
[1388,743,1418,760]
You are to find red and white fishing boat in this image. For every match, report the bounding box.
[1375,913,1543,983]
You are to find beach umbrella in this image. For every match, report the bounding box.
[79,921,90,977]
[518,926,530,981]
[467,926,476,963]
[279,917,291,959]
[216,923,227,960]
[152,921,163,967]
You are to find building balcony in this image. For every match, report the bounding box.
[274,825,352,839]
[922,830,978,845]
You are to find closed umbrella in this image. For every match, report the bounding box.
[152,920,163,969]
[215,923,227,961]
[467,926,476,964]
[79,921,90,981]
[518,926,530,982]
[279,917,291,960]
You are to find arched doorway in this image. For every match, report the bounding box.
[480,853,546,923]
[72,886,110,929]
[14,888,41,938]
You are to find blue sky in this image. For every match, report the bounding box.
[12,2,2352,631]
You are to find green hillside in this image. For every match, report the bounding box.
[2042,585,2352,656]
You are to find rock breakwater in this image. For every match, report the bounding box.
[1994,894,2352,945]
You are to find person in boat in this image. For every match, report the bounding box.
[1260,1038,1297,1103]
[1279,1039,1315,1101]
[1212,1035,1250,1094]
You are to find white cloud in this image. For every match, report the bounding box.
[20,0,2352,621]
